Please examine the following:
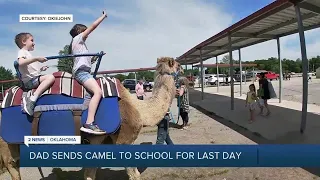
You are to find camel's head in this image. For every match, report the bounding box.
[156,57,183,76]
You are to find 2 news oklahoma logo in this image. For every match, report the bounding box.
[19,14,73,23]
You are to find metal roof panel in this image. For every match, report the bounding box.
[176,0,320,65]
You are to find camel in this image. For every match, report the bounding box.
[0,57,183,180]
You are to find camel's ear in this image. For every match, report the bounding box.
[157,57,175,67]
[168,59,175,67]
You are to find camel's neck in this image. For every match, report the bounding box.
[135,74,176,126]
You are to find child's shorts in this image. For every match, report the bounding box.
[258,99,265,107]
[23,75,41,90]
[247,102,257,110]
[74,70,93,85]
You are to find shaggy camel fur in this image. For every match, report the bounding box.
[0,57,182,180]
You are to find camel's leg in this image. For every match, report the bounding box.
[126,167,141,180]
[83,135,105,180]
[0,140,21,180]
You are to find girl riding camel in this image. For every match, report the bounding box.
[69,10,108,135]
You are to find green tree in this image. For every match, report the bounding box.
[127,73,135,79]
[114,74,127,82]
[221,54,237,64]
[184,68,199,76]
[0,66,19,90]
[57,45,73,73]
[309,56,320,72]
[221,55,230,64]
[136,71,155,82]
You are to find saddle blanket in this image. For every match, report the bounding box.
[1,71,121,109]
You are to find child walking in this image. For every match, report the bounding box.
[177,77,190,130]
[245,84,259,123]
[69,10,108,135]
[257,84,264,115]
[15,32,55,116]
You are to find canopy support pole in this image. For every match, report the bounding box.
[228,33,234,110]
[277,37,283,103]
[134,72,137,84]
[200,49,204,100]
[216,56,219,93]
[185,58,187,70]
[239,49,242,96]
[295,4,308,134]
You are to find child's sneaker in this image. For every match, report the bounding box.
[80,123,106,135]
[23,96,36,116]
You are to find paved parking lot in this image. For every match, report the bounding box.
[196,76,320,105]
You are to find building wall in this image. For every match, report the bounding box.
[316,67,320,79]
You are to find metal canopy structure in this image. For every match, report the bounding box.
[97,67,156,84]
[176,0,320,65]
[175,0,320,134]
[96,67,156,75]
[192,63,257,68]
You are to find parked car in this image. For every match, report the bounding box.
[207,74,225,85]
[148,81,155,86]
[196,75,211,85]
[206,74,236,85]
[143,81,153,91]
[257,71,279,81]
[308,72,316,76]
[234,74,254,82]
[122,79,153,91]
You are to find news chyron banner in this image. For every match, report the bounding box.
[20,138,320,167]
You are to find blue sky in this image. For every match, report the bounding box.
[0,0,319,73]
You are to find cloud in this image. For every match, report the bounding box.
[0,0,319,76]
[0,0,232,74]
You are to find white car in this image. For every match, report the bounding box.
[308,72,316,76]
[207,74,235,85]
[196,75,211,85]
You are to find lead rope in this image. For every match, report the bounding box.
[164,71,181,125]
[176,94,181,125]
[175,74,182,125]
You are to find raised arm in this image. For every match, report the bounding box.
[82,10,107,40]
